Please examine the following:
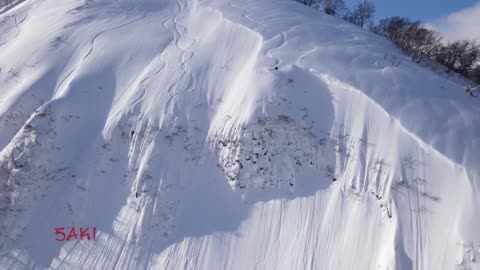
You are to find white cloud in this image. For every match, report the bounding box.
[428,2,480,43]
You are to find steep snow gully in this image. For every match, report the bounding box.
[0,0,479,269]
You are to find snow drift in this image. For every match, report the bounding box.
[0,0,479,269]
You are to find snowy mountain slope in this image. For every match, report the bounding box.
[0,0,479,269]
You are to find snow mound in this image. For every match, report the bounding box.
[0,0,479,269]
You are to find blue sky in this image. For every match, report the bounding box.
[345,0,479,21]
[345,0,480,41]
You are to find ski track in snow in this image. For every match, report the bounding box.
[53,14,148,100]
[0,13,27,47]
[82,15,148,61]
[0,0,479,269]
[162,0,199,115]
[262,32,286,68]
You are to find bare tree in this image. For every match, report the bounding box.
[321,0,347,16]
[295,0,347,17]
[469,65,480,84]
[404,22,441,62]
[295,0,322,7]
[434,40,480,76]
[372,17,441,63]
[345,1,375,28]
[457,41,480,75]
[372,17,415,46]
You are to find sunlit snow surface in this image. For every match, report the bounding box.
[0,0,479,269]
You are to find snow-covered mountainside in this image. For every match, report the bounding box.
[0,0,479,269]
